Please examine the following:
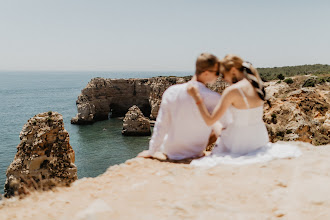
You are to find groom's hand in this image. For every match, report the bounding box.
[137,150,152,158]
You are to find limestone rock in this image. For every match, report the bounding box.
[263,76,330,145]
[72,75,329,145]
[71,77,151,124]
[71,76,227,123]
[4,112,77,198]
[148,76,192,119]
[122,106,151,136]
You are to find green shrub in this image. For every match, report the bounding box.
[318,78,325,84]
[317,76,330,83]
[284,78,293,84]
[258,64,330,81]
[302,78,316,87]
[277,74,285,80]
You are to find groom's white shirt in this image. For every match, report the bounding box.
[149,81,232,160]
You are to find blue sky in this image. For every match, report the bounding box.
[0,0,329,71]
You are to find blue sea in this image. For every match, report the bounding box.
[0,71,191,194]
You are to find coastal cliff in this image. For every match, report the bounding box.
[263,75,330,145]
[71,77,151,124]
[71,76,227,124]
[1,142,330,219]
[4,112,77,198]
[72,75,329,145]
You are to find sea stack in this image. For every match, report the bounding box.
[4,111,77,198]
[122,105,151,136]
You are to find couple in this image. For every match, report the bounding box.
[138,53,301,165]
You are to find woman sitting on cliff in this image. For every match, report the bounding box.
[187,54,301,166]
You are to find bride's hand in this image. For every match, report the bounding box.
[187,83,199,98]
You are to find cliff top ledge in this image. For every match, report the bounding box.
[1,141,330,220]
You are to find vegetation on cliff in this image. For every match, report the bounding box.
[258,64,330,81]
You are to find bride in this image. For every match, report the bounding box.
[187,54,301,166]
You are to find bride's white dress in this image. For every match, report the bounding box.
[191,86,302,167]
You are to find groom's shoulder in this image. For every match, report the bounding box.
[200,87,221,98]
[163,82,187,95]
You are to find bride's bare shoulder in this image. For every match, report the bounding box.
[222,85,240,98]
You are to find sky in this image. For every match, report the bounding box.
[0,0,329,71]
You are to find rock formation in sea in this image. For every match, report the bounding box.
[263,75,330,145]
[71,76,227,124]
[122,105,151,136]
[71,77,152,124]
[4,111,77,198]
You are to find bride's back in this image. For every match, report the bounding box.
[231,78,264,110]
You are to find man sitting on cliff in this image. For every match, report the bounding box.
[138,53,230,160]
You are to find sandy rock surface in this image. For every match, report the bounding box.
[1,142,330,220]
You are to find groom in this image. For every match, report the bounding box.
[138,53,230,160]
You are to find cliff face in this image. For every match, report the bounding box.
[4,112,77,198]
[71,76,227,124]
[71,78,151,124]
[72,75,329,145]
[263,76,330,145]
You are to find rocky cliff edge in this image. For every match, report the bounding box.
[0,141,330,219]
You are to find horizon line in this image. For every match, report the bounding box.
[0,63,329,73]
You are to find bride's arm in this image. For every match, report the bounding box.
[187,85,233,126]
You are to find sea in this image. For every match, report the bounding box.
[0,71,191,194]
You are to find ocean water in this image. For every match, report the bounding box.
[0,71,191,194]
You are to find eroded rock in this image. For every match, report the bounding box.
[263,76,330,145]
[71,76,227,123]
[4,112,77,198]
[122,106,151,136]
[71,78,152,124]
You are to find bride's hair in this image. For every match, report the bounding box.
[219,54,266,101]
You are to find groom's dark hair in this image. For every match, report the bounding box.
[195,53,219,76]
